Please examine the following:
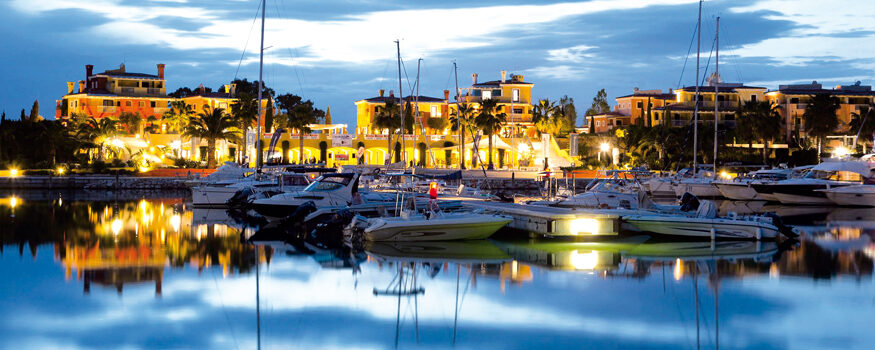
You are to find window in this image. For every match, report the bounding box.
[750,94,757,102]
[636,101,643,108]
[125,101,132,107]
[790,97,799,104]
[513,108,523,114]
[150,101,156,108]
[654,114,659,120]
[219,103,228,109]
[138,101,145,108]
[482,90,492,99]
[616,120,623,126]
[512,89,520,102]
[431,105,439,117]
[492,89,501,97]
[103,100,113,107]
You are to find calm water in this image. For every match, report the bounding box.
[1,191,874,350]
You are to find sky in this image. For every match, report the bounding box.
[1,0,874,128]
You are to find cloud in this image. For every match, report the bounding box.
[526,65,588,80]
[547,44,596,63]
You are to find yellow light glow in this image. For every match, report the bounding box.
[56,167,65,175]
[673,258,684,281]
[10,196,19,209]
[569,250,599,270]
[109,138,125,148]
[170,214,181,232]
[569,218,599,235]
[517,143,529,153]
[720,171,732,180]
[9,169,19,177]
[834,146,850,157]
[111,218,123,235]
[599,143,610,152]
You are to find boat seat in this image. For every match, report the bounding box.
[696,200,718,218]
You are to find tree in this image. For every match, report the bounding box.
[532,99,556,136]
[849,103,875,149]
[559,95,578,128]
[20,109,26,122]
[77,117,120,161]
[29,100,39,122]
[281,100,323,164]
[163,101,195,157]
[736,101,784,164]
[184,107,241,168]
[118,112,142,135]
[426,117,447,134]
[475,98,507,170]
[230,92,259,163]
[373,99,401,164]
[450,103,475,169]
[802,93,840,161]
[585,89,611,117]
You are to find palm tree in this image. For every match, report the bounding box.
[532,99,555,136]
[230,92,259,163]
[118,112,142,136]
[284,101,321,164]
[77,116,119,161]
[450,103,475,169]
[184,107,241,168]
[736,100,783,164]
[802,93,840,161]
[373,99,400,164]
[849,103,875,150]
[163,101,194,157]
[475,98,508,170]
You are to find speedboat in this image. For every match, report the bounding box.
[191,173,310,207]
[672,167,722,198]
[349,210,512,242]
[821,184,875,206]
[752,161,873,205]
[251,172,362,218]
[621,200,794,240]
[714,168,794,201]
[554,177,646,209]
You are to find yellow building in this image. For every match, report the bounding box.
[652,74,766,127]
[460,71,534,137]
[765,81,875,140]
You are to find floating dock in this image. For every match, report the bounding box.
[462,202,620,237]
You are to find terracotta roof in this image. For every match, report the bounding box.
[472,80,532,87]
[359,95,445,103]
[96,72,162,80]
[679,85,766,92]
[767,88,875,96]
[615,93,676,99]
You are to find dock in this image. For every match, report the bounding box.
[462,202,620,237]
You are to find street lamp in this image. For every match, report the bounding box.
[599,142,610,162]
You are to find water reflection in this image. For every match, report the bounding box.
[1,193,874,349]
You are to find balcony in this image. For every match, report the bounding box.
[100,106,116,113]
[115,86,165,97]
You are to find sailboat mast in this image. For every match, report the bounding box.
[255,244,261,350]
[396,40,406,168]
[713,16,720,176]
[692,0,702,174]
[453,62,464,170]
[255,0,266,170]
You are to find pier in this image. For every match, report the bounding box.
[463,201,619,237]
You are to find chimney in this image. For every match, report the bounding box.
[443,89,450,101]
[85,64,94,79]
[230,83,237,97]
[472,73,478,85]
[67,82,75,94]
[223,84,230,94]
[78,80,85,93]
[501,70,507,83]
[379,89,385,97]
[157,63,165,79]
[388,90,394,98]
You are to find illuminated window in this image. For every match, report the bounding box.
[138,101,145,108]
[126,101,132,107]
[512,89,520,102]
[482,90,492,99]
[431,105,439,117]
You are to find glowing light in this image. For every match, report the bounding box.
[517,143,529,153]
[599,143,610,152]
[109,138,125,148]
[720,171,732,180]
[569,250,599,270]
[10,196,19,209]
[834,146,850,157]
[569,218,599,235]
[111,219,123,235]
[9,169,19,177]
[56,167,65,175]
[673,258,684,281]
[170,214,181,232]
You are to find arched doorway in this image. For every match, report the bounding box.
[417,142,427,167]
[443,141,454,168]
[393,141,402,163]
[357,142,366,165]
[281,140,290,164]
[498,148,505,168]
[319,141,328,163]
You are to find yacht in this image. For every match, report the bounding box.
[751,161,873,205]
[714,168,795,201]
[621,200,793,240]
[251,172,362,218]
[349,210,512,242]
[191,173,310,207]
[673,166,723,198]
[821,184,875,206]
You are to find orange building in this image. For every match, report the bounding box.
[765,81,875,140]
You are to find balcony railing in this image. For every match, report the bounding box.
[100,106,116,113]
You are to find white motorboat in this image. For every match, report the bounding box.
[752,161,873,205]
[556,178,649,209]
[821,184,875,206]
[672,167,722,198]
[191,173,310,207]
[621,200,792,240]
[714,168,794,201]
[646,176,677,198]
[251,172,361,218]
[184,162,253,187]
[357,211,512,242]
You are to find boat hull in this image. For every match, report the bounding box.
[824,191,875,207]
[364,216,512,242]
[621,215,780,240]
[191,186,238,207]
[715,183,762,201]
[674,182,723,198]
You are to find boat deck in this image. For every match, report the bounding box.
[462,202,620,237]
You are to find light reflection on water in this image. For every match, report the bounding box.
[1,193,874,350]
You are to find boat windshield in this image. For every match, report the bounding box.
[803,170,864,182]
[304,175,352,192]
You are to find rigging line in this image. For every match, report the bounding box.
[677,19,700,89]
[273,0,306,97]
[235,0,264,80]
[212,268,241,350]
[400,57,415,95]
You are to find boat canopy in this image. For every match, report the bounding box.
[811,161,873,177]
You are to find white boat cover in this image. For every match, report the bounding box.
[812,161,872,176]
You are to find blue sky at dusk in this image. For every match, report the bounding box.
[1,0,873,127]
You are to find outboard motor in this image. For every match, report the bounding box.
[763,212,798,238]
[679,192,700,212]
[283,201,318,226]
[310,209,355,248]
[227,188,254,208]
